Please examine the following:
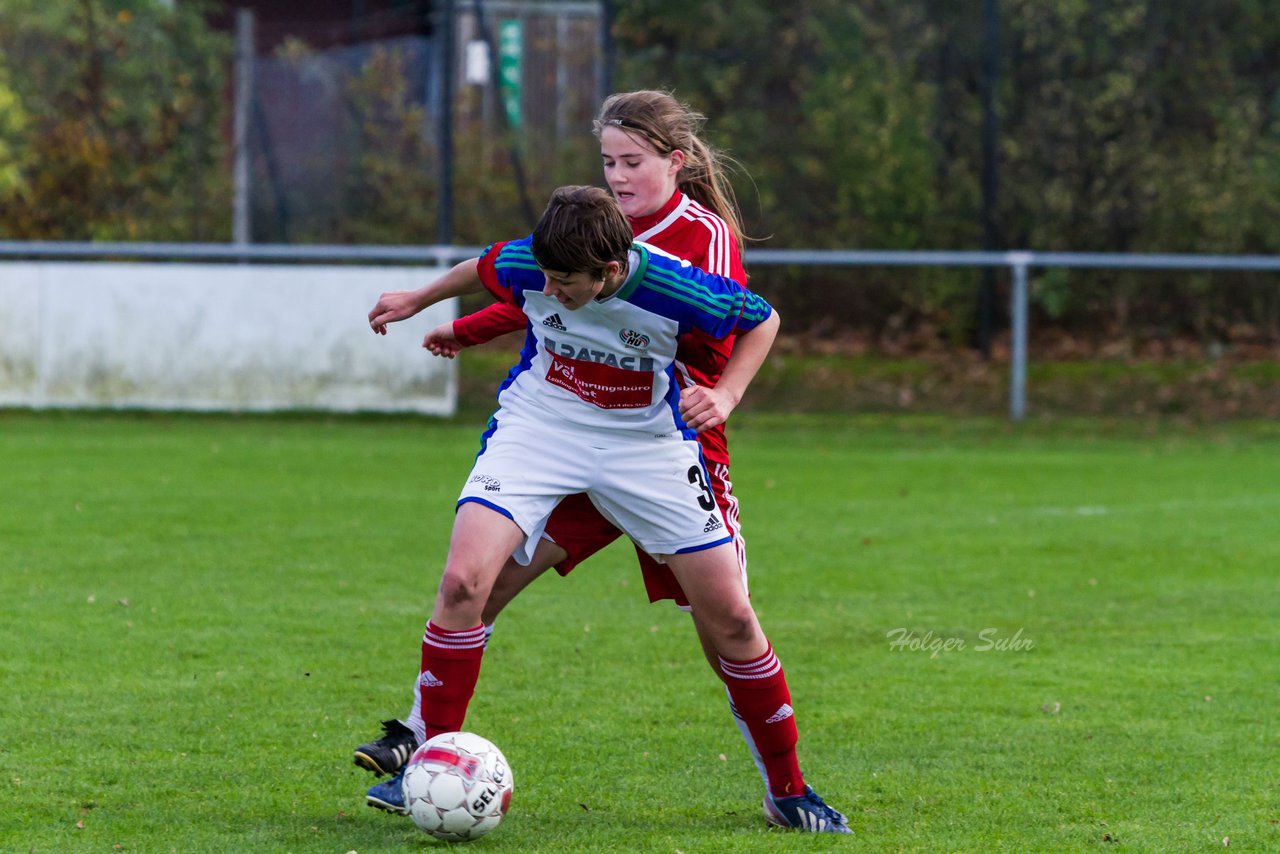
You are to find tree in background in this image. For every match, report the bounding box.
[1,0,1276,345]
[994,0,1280,341]
[0,0,230,240]
[0,63,29,208]
[610,0,1280,345]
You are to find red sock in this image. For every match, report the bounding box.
[418,622,487,740]
[720,645,806,798]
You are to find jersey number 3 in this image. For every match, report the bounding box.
[687,466,716,511]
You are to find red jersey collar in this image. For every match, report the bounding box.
[628,189,683,235]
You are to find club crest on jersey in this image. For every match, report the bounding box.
[618,329,651,351]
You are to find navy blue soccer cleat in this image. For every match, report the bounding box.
[365,768,408,815]
[763,785,852,833]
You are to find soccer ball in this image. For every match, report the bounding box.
[401,731,513,842]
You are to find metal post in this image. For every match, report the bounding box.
[437,0,456,244]
[555,13,569,144]
[232,9,254,245]
[600,0,614,102]
[1009,254,1030,422]
[978,0,1000,358]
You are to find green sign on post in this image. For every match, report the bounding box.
[498,19,522,131]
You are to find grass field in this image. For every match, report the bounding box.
[2,410,1278,852]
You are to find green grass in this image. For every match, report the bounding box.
[2,410,1279,852]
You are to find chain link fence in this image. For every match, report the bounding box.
[236,0,604,244]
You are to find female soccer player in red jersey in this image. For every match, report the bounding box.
[357,92,848,833]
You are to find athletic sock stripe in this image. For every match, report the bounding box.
[423,623,488,650]
[721,653,777,672]
[725,662,781,679]
[424,625,487,641]
[423,636,487,650]
[719,650,781,680]
[722,661,776,678]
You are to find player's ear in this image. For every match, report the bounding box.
[668,149,686,174]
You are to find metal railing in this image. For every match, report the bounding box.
[4,241,1278,421]
[746,249,1280,420]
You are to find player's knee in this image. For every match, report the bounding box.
[711,601,762,648]
[436,567,487,612]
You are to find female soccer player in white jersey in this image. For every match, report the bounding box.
[358,94,849,832]
[365,185,848,833]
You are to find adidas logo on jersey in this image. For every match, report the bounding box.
[766,703,794,724]
[542,313,567,331]
[703,514,723,533]
[418,670,444,688]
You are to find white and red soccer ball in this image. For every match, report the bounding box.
[401,731,513,842]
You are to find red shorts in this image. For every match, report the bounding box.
[542,459,746,607]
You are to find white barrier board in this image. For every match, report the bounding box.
[0,262,457,414]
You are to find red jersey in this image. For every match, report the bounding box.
[453,190,746,465]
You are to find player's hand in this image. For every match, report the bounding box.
[368,290,424,335]
[678,383,736,433]
[423,321,462,358]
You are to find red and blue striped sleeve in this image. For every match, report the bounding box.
[476,237,545,306]
[629,249,772,340]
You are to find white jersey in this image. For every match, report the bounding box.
[475,236,772,441]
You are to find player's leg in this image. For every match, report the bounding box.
[417,501,524,732]
[411,409,579,742]
[481,540,565,624]
[405,538,564,741]
[361,532,559,813]
[362,411,585,813]
[421,492,618,735]
[664,546,849,833]
[687,611,770,788]
[364,502,523,814]
[355,542,557,780]
[631,459,771,791]
[661,547,766,661]
[694,463,771,789]
[358,495,614,778]
[587,439,846,830]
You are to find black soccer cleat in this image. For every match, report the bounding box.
[353,718,419,777]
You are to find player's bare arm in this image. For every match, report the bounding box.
[679,310,780,432]
[368,258,483,335]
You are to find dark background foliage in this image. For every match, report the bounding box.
[1,0,1277,348]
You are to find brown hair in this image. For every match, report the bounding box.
[531,186,633,279]
[593,90,748,253]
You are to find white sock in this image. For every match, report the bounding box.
[726,684,770,789]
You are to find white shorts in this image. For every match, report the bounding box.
[457,407,732,565]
